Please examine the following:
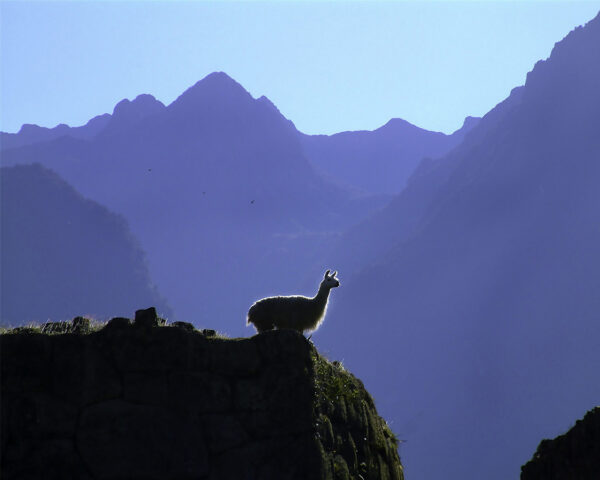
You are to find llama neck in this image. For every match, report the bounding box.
[314,283,331,309]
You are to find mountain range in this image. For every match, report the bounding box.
[299,115,479,194]
[1,82,476,196]
[1,71,473,330]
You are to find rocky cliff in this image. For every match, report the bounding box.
[521,406,600,480]
[1,308,403,480]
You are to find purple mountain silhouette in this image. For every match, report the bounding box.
[1,72,392,328]
[98,94,165,137]
[1,164,171,325]
[0,94,165,151]
[300,115,479,194]
[0,115,110,150]
[2,71,477,199]
[316,10,600,480]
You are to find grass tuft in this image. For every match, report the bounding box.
[312,351,361,406]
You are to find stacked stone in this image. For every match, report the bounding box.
[1,308,403,480]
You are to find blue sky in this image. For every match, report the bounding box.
[1,1,599,135]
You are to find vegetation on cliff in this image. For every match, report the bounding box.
[312,352,401,480]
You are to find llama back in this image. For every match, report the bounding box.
[248,295,320,332]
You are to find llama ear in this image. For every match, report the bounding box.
[332,271,337,277]
[324,269,331,278]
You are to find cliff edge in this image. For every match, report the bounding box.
[1,308,403,480]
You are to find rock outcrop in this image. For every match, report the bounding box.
[1,308,403,480]
[521,407,600,480]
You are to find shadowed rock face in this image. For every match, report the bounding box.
[521,407,600,480]
[0,311,403,480]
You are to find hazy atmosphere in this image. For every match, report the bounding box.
[2,2,600,480]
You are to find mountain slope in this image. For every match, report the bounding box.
[299,116,479,194]
[0,164,171,325]
[315,11,600,480]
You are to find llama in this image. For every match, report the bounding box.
[247,270,340,334]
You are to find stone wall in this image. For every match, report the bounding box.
[1,309,403,480]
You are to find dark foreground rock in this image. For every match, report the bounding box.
[1,312,403,480]
[521,407,600,480]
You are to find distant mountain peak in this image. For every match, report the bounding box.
[93,94,167,135]
[461,116,479,130]
[112,94,165,118]
[169,71,253,110]
[523,8,600,100]
[381,118,412,128]
[200,71,239,85]
[378,117,431,135]
[17,123,69,135]
[257,95,277,111]
[449,115,481,137]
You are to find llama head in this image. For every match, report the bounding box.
[322,269,340,289]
